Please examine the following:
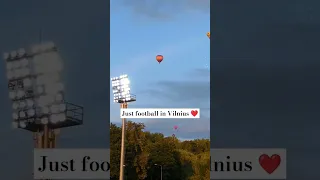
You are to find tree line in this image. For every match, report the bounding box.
[110,121,210,180]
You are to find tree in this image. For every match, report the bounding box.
[110,121,210,179]
[110,123,121,179]
[126,121,148,179]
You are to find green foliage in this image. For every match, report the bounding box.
[110,121,210,180]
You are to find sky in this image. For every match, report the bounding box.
[211,0,320,179]
[110,0,210,140]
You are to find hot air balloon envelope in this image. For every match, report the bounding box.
[174,125,178,130]
[207,32,210,39]
[156,55,163,63]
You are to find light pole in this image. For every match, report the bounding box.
[111,74,136,180]
[154,164,163,180]
[3,42,84,177]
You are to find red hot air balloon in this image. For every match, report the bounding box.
[174,125,178,130]
[156,55,163,64]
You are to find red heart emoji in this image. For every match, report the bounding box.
[191,110,198,117]
[259,154,281,174]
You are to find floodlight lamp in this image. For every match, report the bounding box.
[32,56,42,65]
[48,95,55,104]
[19,69,26,78]
[59,104,66,111]
[19,111,26,118]
[38,97,47,107]
[121,92,128,96]
[45,83,64,94]
[45,85,57,95]
[111,81,117,87]
[18,48,26,57]
[120,74,128,78]
[20,58,28,66]
[36,73,59,85]
[40,43,48,51]
[36,75,45,85]
[19,121,26,128]
[121,85,129,89]
[31,45,40,54]
[19,69,28,78]
[42,107,49,114]
[13,69,21,78]
[57,113,66,121]
[55,94,63,102]
[6,71,14,79]
[122,82,130,87]
[10,51,17,58]
[50,114,58,123]
[13,61,20,68]
[41,117,48,124]
[12,113,18,120]
[121,87,130,92]
[120,78,130,85]
[50,105,59,113]
[23,78,32,87]
[112,80,119,85]
[37,86,44,94]
[51,73,60,81]
[57,83,64,91]
[17,90,25,98]
[27,109,35,116]
[43,42,55,51]
[38,95,54,107]
[26,99,34,107]
[19,101,26,108]
[111,77,119,81]
[21,68,30,76]
[3,52,9,60]
[12,102,19,110]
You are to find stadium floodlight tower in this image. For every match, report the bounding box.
[3,41,84,149]
[111,74,136,180]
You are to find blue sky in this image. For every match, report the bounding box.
[110,0,210,140]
